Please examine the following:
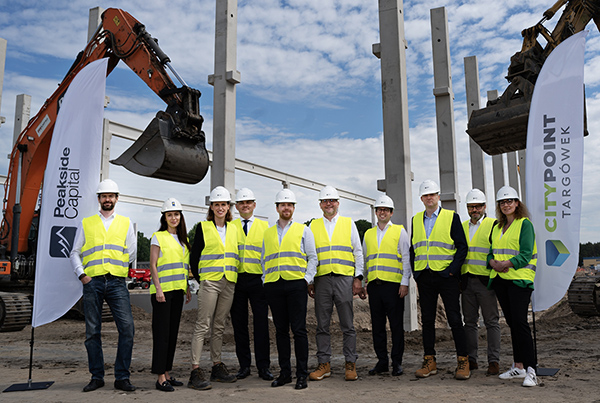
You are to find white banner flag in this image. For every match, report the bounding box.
[32,59,108,327]
[526,31,587,312]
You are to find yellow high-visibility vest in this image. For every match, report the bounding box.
[263,222,307,283]
[82,214,130,277]
[364,224,404,283]
[461,216,496,276]
[150,231,189,294]
[198,221,239,282]
[490,218,537,283]
[233,218,268,274]
[412,208,456,272]
[311,216,355,277]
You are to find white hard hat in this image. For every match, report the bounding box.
[209,186,232,202]
[319,185,339,200]
[161,197,182,213]
[275,189,297,204]
[496,185,519,201]
[96,179,119,195]
[236,187,256,202]
[419,180,440,196]
[374,194,394,209]
[465,189,486,204]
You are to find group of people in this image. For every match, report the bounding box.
[70,177,539,393]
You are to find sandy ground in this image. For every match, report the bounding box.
[1,294,600,403]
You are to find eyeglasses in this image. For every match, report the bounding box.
[320,199,338,204]
[498,199,516,206]
[375,207,392,213]
[467,204,485,210]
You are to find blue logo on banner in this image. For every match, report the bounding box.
[50,226,77,258]
[546,239,570,267]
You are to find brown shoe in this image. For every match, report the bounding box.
[415,355,437,378]
[455,356,471,380]
[309,362,331,381]
[345,362,358,381]
[486,361,500,376]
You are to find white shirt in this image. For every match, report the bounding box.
[261,219,318,284]
[468,215,486,241]
[310,213,364,277]
[70,211,137,278]
[362,221,412,286]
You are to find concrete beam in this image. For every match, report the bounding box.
[106,120,375,206]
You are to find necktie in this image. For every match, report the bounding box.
[243,219,249,235]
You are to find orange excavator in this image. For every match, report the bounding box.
[0,8,209,331]
[467,0,600,155]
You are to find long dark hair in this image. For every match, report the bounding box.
[206,203,233,222]
[159,211,191,251]
[495,200,531,229]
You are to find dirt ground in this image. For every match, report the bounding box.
[1,294,599,403]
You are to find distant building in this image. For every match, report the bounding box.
[582,257,600,269]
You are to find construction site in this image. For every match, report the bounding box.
[1,1,599,401]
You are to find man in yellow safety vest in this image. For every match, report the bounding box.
[70,179,137,393]
[261,189,317,390]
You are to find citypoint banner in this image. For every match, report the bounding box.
[32,59,108,327]
[526,31,586,312]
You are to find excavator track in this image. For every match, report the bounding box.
[568,275,600,317]
[0,292,32,332]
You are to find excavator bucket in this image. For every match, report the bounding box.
[467,77,588,156]
[111,110,209,184]
[466,78,533,156]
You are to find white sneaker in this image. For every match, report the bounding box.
[499,364,526,379]
[522,367,538,387]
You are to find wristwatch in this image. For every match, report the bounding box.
[78,273,86,280]
[354,275,363,281]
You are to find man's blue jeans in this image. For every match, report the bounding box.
[83,275,135,381]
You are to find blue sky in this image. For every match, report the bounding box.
[1,0,599,242]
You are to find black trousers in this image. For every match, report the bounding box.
[264,278,308,378]
[491,277,536,369]
[230,273,271,370]
[151,289,184,374]
[416,269,467,357]
[367,280,405,366]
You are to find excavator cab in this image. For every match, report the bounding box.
[111,86,210,184]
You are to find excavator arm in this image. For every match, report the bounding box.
[1,8,209,256]
[467,0,600,155]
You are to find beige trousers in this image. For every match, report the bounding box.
[191,277,236,365]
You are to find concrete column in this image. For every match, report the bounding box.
[0,37,6,127]
[88,7,104,42]
[464,56,487,194]
[486,90,505,196]
[12,94,31,145]
[209,0,240,198]
[507,152,519,191]
[518,149,527,203]
[374,0,416,331]
[430,7,458,211]
[100,118,112,180]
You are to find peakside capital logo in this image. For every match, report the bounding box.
[50,226,77,258]
[545,239,569,267]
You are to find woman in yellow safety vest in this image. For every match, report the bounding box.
[188,186,240,390]
[150,197,192,392]
[487,186,538,387]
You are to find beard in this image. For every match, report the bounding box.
[101,201,115,211]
